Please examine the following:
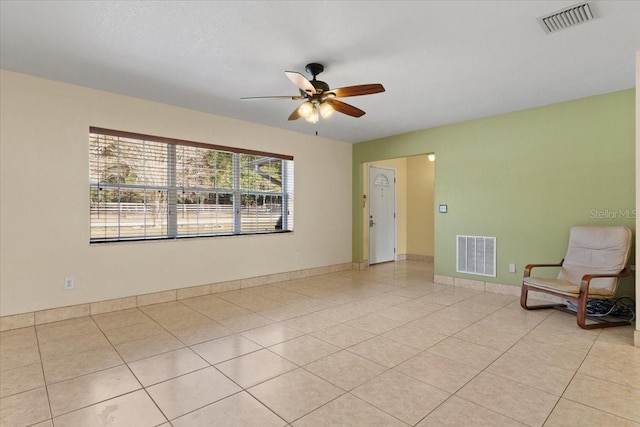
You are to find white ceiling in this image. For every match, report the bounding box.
[1,1,639,143]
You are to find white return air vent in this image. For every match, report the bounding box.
[457,235,496,277]
[537,2,599,34]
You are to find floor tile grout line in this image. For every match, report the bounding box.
[33,322,54,425]
[44,316,137,422]
[43,340,229,421]
[140,380,171,424]
[197,330,342,425]
[255,320,420,425]
[96,305,177,347]
[345,293,556,424]
[556,394,640,424]
[538,326,603,426]
[246,268,438,423]
[171,388,288,425]
[440,306,590,426]
[196,266,430,424]
[43,362,129,388]
[211,346,298,389]
[290,296,467,412]
[243,384,314,426]
[412,394,527,427]
[125,304,266,424]
[39,308,179,390]
[0,363,48,400]
[93,307,159,331]
[49,388,143,421]
[302,362,436,426]
[171,334,279,408]
[576,369,640,392]
[543,326,640,425]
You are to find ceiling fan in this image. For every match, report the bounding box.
[241,63,385,123]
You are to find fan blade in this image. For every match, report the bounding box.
[288,107,301,121]
[327,84,385,98]
[285,71,316,95]
[324,99,365,118]
[241,95,305,100]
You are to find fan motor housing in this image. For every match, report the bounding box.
[304,63,330,94]
[311,80,330,92]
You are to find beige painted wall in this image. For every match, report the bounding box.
[362,158,407,261]
[406,154,435,257]
[0,70,353,316]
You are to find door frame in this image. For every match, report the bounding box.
[368,164,397,264]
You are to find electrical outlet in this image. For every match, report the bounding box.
[295,252,302,261]
[64,277,74,290]
[508,263,516,273]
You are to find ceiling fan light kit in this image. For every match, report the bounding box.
[297,101,315,121]
[297,100,335,124]
[319,102,334,119]
[242,62,385,124]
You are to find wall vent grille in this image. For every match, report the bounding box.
[537,2,598,34]
[457,235,496,277]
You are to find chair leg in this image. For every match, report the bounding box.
[576,291,589,328]
[520,284,564,310]
[520,284,529,309]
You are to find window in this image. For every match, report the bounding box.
[89,127,293,242]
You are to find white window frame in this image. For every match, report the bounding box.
[89,127,294,243]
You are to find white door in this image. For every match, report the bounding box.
[369,166,396,264]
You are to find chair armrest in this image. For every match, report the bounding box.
[580,268,632,293]
[524,260,564,278]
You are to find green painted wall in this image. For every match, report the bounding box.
[353,89,635,291]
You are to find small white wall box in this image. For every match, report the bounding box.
[439,204,448,213]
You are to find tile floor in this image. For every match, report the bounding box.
[1,261,639,427]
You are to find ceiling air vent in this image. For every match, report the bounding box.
[537,2,599,34]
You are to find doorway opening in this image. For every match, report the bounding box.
[368,165,396,264]
[363,154,435,266]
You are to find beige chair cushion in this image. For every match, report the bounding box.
[557,226,631,295]
[523,276,615,297]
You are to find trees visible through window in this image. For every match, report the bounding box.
[89,127,293,242]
